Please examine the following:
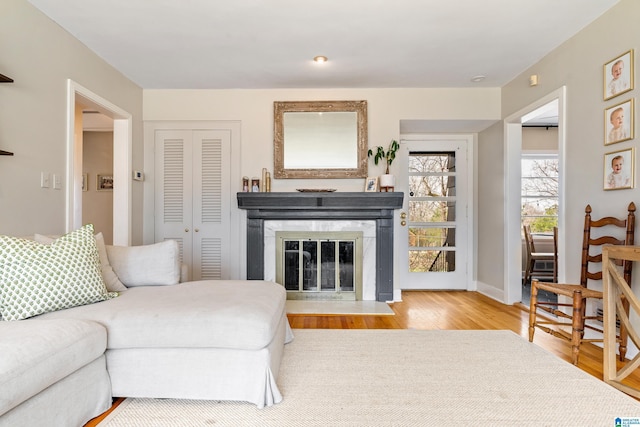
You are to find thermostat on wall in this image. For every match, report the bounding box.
[133,170,144,181]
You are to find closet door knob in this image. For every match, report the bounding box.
[185,228,189,232]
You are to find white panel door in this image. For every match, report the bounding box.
[191,130,231,280]
[395,137,470,290]
[154,129,231,280]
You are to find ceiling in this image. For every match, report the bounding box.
[27,0,619,91]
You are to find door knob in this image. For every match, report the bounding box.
[195,228,200,232]
[401,220,407,226]
[185,228,189,232]
[400,212,407,219]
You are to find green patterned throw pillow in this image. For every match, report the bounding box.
[0,224,118,321]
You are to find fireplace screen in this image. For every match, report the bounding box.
[275,231,363,300]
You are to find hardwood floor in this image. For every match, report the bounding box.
[85,290,639,426]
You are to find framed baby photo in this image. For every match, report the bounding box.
[604,98,634,145]
[364,176,378,192]
[603,50,634,101]
[604,147,634,191]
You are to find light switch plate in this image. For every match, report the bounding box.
[40,172,50,188]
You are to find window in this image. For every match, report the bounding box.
[408,151,457,272]
[521,155,558,232]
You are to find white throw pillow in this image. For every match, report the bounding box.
[94,233,128,292]
[35,231,127,292]
[0,224,118,321]
[106,240,181,287]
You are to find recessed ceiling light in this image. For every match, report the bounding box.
[314,56,328,63]
[471,75,486,83]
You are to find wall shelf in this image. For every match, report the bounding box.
[1,74,15,154]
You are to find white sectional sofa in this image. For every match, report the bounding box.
[0,319,112,427]
[0,225,292,427]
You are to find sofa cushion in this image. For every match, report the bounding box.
[40,280,287,351]
[94,233,128,292]
[106,240,181,287]
[34,231,127,293]
[0,318,107,416]
[0,224,118,321]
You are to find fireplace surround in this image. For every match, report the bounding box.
[237,192,403,302]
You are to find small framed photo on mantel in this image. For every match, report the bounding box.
[365,176,378,192]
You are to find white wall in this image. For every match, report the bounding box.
[142,88,502,274]
[476,121,506,298]
[522,127,558,152]
[0,0,143,239]
[83,131,114,244]
[479,0,639,299]
[144,89,500,195]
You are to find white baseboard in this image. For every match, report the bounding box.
[475,280,506,304]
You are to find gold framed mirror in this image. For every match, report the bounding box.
[274,100,368,179]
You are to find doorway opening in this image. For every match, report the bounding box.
[66,80,132,245]
[82,114,114,243]
[504,87,566,305]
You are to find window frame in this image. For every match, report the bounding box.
[521,153,559,232]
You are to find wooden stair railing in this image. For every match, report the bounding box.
[603,245,640,398]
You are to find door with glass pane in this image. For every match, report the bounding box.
[396,138,469,290]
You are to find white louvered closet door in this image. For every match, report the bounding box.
[154,129,231,281]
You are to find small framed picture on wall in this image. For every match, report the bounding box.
[604,98,634,145]
[604,148,634,190]
[604,50,634,101]
[364,176,378,192]
[82,173,88,192]
[97,174,114,191]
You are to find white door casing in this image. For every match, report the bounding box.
[504,87,566,304]
[66,79,132,245]
[395,136,472,291]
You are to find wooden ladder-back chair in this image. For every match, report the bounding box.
[528,202,635,365]
[523,225,556,284]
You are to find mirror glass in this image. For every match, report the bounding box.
[274,100,368,178]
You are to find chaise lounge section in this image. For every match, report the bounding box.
[39,279,292,407]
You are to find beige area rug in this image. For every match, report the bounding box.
[285,299,394,315]
[98,329,640,426]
